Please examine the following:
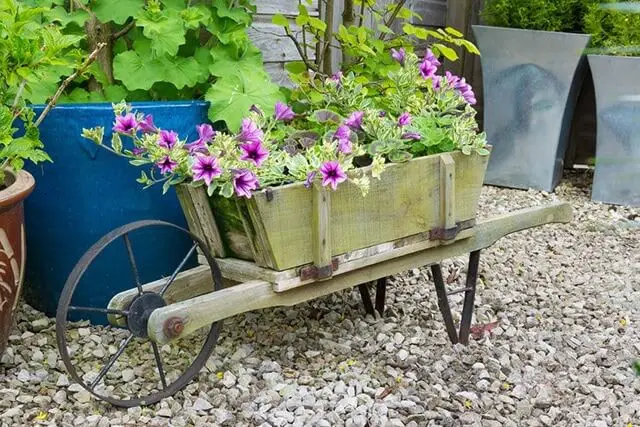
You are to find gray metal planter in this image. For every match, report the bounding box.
[588,55,640,206]
[473,25,591,191]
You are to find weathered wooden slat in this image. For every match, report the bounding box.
[249,19,316,63]
[439,153,456,231]
[249,151,488,270]
[175,185,226,258]
[147,201,573,344]
[264,62,293,87]
[312,182,333,278]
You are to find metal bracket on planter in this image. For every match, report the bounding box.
[429,218,476,241]
[299,258,339,281]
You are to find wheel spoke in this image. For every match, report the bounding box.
[150,341,167,389]
[159,244,197,296]
[123,234,144,295]
[90,334,134,390]
[68,306,129,316]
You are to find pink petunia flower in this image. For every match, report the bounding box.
[274,102,295,121]
[138,115,157,134]
[239,140,269,166]
[233,169,259,198]
[344,111,364,131]
[192,155,222,186]
[158,130,178,149]
[113,113,138,134]
[236,118,264,144]
[391,48,406,66]
[319,161,347,190]
[398,112,412,127]
[157,156,177,174]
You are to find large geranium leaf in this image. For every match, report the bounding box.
[136,9,185,56]
[163,56,202,89]
[92,0,144,25]
[208,41,263,78]
[205,71,283,132]
[212,0,252,25]
[113,50,167,91]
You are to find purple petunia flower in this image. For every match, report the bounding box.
[240,140,269,166]
[304,171,317,188]
[379,111,387,117]
[274,102,295,121]
[330,71,343,82]
[138,115,157,134]
[192,155,222,186]
[425,49,441,67]
[419,49,440,79]
[237,118,264,144]
[445,72,477,105]
[391,48,406,66]
[344,111,364,131]
[132,147,146,156]
[398,112,412,127]
[319,161,347,191]
[197,124,215,143]
[401,132,422,141]
[333,125,351,142]
[338,139,353,154]
[157,156,177,174]
[432,75,443,91]
[158,130,178,149]
[113,113,138,134]
[233,169,259,198]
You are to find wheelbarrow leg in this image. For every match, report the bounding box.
[430,250,481,345]
[358,278,388,317]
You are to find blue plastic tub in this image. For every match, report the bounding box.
[24,101,208,318]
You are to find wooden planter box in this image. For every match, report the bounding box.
[177,151,490,274]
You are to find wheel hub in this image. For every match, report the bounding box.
[127,292,166,338]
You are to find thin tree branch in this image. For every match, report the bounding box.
[285,27,318,71]
[34,43,107,127]
[11,80,26,111]
[112,20,136,40]
[357,0,366,27]
[380,0,407,40]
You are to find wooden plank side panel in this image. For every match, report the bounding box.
[251,152,487,270]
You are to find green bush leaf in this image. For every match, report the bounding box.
[136,9,186,57]
[205,72,283,132]
[432,43,458,61]
[272,13,289,28]
[92,0,144,25]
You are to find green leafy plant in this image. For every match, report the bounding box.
[584,0,640,56]
[27,0,282,131]
[272,0,478,90]
[1,0,92,184]
[481,0,597,33]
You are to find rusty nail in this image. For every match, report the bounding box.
[163,317,184,339]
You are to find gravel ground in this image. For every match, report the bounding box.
[1,169,639,427]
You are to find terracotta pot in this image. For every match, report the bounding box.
[0,169,35,354]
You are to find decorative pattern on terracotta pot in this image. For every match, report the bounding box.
[0,170,34,354]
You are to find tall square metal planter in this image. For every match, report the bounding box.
[473,25,591,191]
[588,55,640,206]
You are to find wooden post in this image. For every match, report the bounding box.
[312,182,333,279]
[439,153,456,233]
[175,185,226,258]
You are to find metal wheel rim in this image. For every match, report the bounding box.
[56,220,224,407]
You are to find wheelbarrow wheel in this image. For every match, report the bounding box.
[55,220,223,407]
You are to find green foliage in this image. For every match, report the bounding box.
[29,0,279,131]
[481,0,597,33]
[584,0,640,56]
[272,0,479,103]
[0,0,80,182]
